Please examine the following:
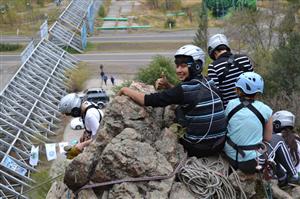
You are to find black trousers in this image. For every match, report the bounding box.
[226,134,297,179]
[179,136,225,158]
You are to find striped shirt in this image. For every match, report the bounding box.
[208,52,253,107]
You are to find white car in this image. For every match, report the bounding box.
[70,117,84,130]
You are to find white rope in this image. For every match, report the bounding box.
[178,156,247,199]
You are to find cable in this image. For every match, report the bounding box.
[178,156,247,199]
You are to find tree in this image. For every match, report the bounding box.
[265,33,300,95]
[136,55,178,86]
[193,1,208,51]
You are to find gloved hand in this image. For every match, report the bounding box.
[64,145,82,159]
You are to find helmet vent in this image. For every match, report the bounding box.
[246,83,251,91]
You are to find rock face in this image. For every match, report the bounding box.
[47,82,300,199]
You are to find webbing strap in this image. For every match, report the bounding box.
[226,99,266,167]
[81,104,102,133]
[75,156,187,194]
[227,99,265,129]
[219,54,235,85]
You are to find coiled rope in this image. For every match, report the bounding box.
[178,156,247,199]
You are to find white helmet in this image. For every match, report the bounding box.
[175,44,205,65]
[272,110,295,129]
[208,34,230,59]
[58,93,81,115]
[174,44,205,78]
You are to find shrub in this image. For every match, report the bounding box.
[0,43,22,52]
[112,80,133,94]
[165,18,176,28]
[65,62,91,92]
[98,5,106,17]
[136,55,178,86]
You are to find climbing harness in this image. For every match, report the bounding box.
[226,98,266,168]
[178,156,247,199]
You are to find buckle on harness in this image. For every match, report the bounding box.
[256,142,267,154]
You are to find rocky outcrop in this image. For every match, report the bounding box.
[47,82,300,199]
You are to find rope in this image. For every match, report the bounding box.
[178,156,247,199]
[75,156,188,194]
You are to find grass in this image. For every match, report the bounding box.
[0,0,67,36]
[129,0,200,30]
[85,41,188,52]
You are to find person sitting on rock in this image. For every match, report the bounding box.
[118,44,227,158]
[223,72,300,187]
[58,93,104,159]
[272,110,300,174]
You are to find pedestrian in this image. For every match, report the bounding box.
[207,33,253,107]
[224,72,300,187]
[118,44,227,158]
[58,93,104,159]
[103,75,108,86]
[110,76,115,85]
[272,110,300,173]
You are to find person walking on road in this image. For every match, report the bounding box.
[110,76,115,86]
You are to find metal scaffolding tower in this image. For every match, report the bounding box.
[0,39,78,199]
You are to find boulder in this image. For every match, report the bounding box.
[64,130,111,191]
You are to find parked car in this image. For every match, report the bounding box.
[83,87,106,95]
[70,117,84,130]
[81,88,110,108]
[77,88,110,109]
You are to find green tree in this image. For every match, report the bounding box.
[206,0,232,17]
[98,5,106,17]
[193,1,208,51]
[266,33,300,95]
[136,55,178,86]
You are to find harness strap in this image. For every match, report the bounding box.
[226,99,266,168]
[226,136,265,158]
[82,103,102,134]
[219,54,249,85]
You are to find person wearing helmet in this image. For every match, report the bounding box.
[118,44,227,157]
[58,93,104,158]
[273,110,300,173]
[224,72,299,187]
[207,33,253,107]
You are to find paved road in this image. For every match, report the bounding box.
[0,51,173,64]
[1,28,223,43]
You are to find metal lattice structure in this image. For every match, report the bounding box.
[0,38,78,199]
[59,0,93,31]
[49,0,93,52]
[49,21,84,53]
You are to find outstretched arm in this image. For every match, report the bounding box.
[264,117,273,142]
[118,87,145,106]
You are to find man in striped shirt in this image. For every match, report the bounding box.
[207,34,253,107]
